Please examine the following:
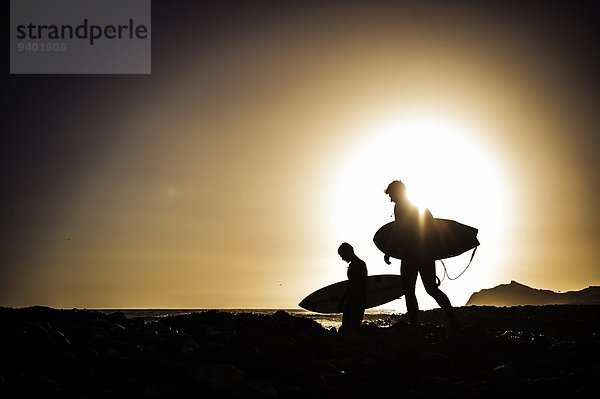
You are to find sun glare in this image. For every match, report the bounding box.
[328,115,509,308]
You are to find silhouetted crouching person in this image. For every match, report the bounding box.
[337,243,367,333]
[383,180,460,333]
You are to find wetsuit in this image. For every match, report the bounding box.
[340,257,367,332]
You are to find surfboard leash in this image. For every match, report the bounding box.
[437,246,478,282]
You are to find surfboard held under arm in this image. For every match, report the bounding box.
[373,218,479,260]
[299,274,403,314]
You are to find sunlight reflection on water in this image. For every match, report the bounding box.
[103,309,403,330]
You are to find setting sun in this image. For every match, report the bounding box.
[329,115,509,309]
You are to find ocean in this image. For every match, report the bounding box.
[101,309,403,330]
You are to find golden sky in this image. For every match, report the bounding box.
[2,1,599,310]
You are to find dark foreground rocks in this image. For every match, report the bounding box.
[1,305,599,398]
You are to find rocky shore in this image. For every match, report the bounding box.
[1,305,599,398]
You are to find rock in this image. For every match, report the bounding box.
[345,345,363,357]
[294,352,317,365]
[526,376,570,395]
[255,335,296,361]
[460,324,487,343]
[159,359,193,384]
[198,343,231,363]
[415,376,452,395]
[72,345,100,364]
[41,350,79,376]
[52,329,72,348]
[23,322,53,348]
[590,361,600,377]
[302,360,340,376]
[487,364,523,392]
[101,347,125,362]
[525,358,559,378]
[243,380,278,399]
[194,364,246,391]
[414,353,455,377]
[141,384,192,399]
[106,311,128,323]
[277,385,303,399]
[28,373,61,394]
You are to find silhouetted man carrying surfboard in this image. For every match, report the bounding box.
[337,243,367,333]
[383,180,460,332]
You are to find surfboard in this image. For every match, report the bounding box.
[298,274,403,314]
[373,218,479,260]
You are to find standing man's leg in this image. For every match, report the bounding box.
[401,259,419,325]
[420,259,459,327]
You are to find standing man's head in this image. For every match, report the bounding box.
[338,242,355,263]
[385,180,407,203]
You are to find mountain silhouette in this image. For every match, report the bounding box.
[466,280,600,306]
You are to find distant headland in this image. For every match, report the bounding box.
[467,281,600,306]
